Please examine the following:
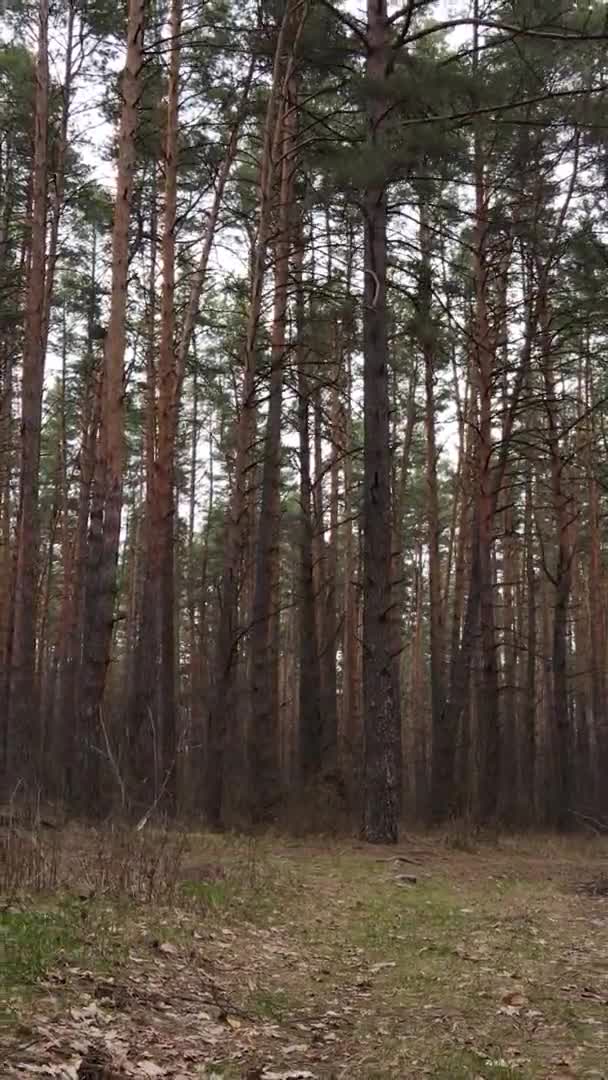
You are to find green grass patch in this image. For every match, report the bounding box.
[180,879,231,910]
[346,878,473,955]
[0,895,127,1024]
[248,985,293,1020]
[431,1050,532,1078]
[200,1063,241,1079]
[1,904,82,992]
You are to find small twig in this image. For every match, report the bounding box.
[136,760,176,832]
[569,808,608,835]
[98,708,126,810]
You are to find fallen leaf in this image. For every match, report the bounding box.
[501,989,528,1008]
[224,1014,242,1029]
[69,1003,107,1022]
[137,1062,167,1077]
[370,961,396,975]
[262,1072,316,1080]
[157,942,178,957]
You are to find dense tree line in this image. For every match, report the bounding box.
[1,0,608,840]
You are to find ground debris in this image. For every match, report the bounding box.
[576,875,608,897]
[3,832,608,1078]
[77,1042,115,1079]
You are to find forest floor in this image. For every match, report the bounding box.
[2,827,608,1079]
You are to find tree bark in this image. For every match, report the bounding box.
[155,0,182,802]
[361,0,402,843]
[295,237,322,785]
[250,79,296,823]
[7,0,49,784]
[539,281,576,827]
[419,202,446,806]
[206,0,302,826]
[78,0,145,810]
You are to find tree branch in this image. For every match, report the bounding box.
[316,0,368,46]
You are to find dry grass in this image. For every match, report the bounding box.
[1,821,189,902]
[2,829,608,1078]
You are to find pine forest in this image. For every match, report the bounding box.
[2,0,608,843]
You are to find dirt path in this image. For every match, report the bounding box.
[2,833,608,1078]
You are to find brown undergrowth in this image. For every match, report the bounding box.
[2,828,608,1078]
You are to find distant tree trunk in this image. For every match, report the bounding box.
[0,341,13,768]
[472,144,499,824]
[63,366,101,801]
[184,358,200,806]
[207,0,302,826]
[250,80,296,823]
[361,0,402,843]
[78,0,145,810]
[8,0,49,783]
[42,0,75,339]
[295,239,322,785]
[128,189,158,775]
[430,360,473,823]
[57,227,102,800]
[522,461,537,819]
[539,282,576,827]
[309,383,339,786]
[40,314,69,788]
[177,58,254,374]
[584,341,607,811]
[419,202,446,803]
[500,497,518,820]
[323,373,340,776]
[341,359,361,793]
[155,0,182,803]
[409,556,427,816]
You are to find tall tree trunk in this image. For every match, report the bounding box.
[250,79,296,823]
[185,356,200,805]
[58,228,101,800]
[361,0,402,843]
[206,0,302,826]
[341,343,361,805]
[585,340,607,812]
[522,460,537,820]
[419,202,446,803]
[8,0,49,785]
[295,238,322,785]
[78,0,145,810]
[128,185,158,778]
[539,283,576,827]
[472,139,499,824]
[155,0,182,803]
[0,339,13,770]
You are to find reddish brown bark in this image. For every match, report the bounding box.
[250,80,296,822]
[8,0,49,781]
[154,0,182,801]
[206,0,303,825]
[78,0,145,809]
[419,203,446,800]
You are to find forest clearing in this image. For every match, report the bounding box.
[3,0,608,839]
[2,828,608,1079]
